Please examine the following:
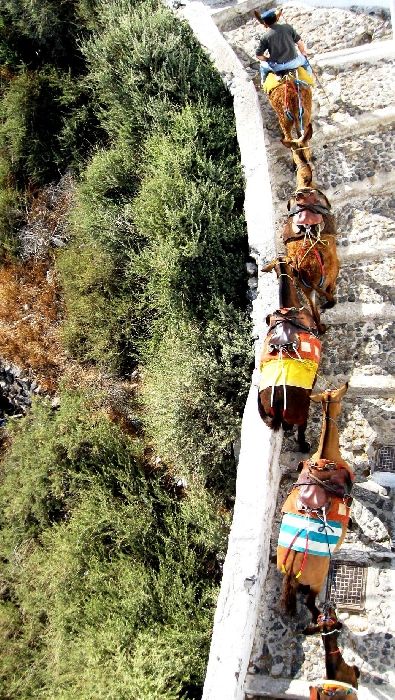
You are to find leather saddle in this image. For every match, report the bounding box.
[295,459,353,513]
[266,308,318,352]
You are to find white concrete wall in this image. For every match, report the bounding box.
[178,2,394,700]
[178,3,284,699]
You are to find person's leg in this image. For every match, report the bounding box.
[270,55,310,74]
[259,60,272,83]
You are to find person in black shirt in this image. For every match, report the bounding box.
[255,8,311,84]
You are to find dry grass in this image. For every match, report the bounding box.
[0,259,65,391]
[19,173,74,258]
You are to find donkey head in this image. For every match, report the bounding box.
[287,187,331,233]
[310,383,349,421]
[282,123,314,187]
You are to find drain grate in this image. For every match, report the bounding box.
[375,446,395,473]
[327,561,367,611]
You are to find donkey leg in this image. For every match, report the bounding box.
[303,589,321,633]
[321,283,337,310]
[280,571,298,616]
[297,422,311,453]
[306,290,327,335]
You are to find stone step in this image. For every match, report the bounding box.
[313,58,395,128]
[313,38,395,67]
[268,106,395,152]
[339,239,395,262]
[316,373,395,398]
[272,124,395,196]
[325,172,395,208]
[244,675,391,700]
[323,301,395,323]
[272,191,395,250]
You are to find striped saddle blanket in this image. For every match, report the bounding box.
[278,512,343,557]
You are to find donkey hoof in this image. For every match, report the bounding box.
[298,441,311,453]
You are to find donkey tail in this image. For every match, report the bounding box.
[258,390,283,431]
[280,572,297,616]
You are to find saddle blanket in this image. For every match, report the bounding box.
[260,332,321,364]
[262,66,315,94]
[278,512,343,557]
[259,357,318,392]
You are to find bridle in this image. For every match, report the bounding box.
[323,395,342,427]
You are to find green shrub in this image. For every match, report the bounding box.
[0,390,225,698]
[132,104,247,319]
[0,0,100,68]
[83,0,231,151]
[0,68,102,188]
[141,304,251,489]
[0,185,22,256]
[57,144,148,370]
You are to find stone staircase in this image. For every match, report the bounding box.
[195,2,395,698]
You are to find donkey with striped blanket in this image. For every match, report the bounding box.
[277,383,355,632]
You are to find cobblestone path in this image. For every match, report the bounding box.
[216,3,394,697]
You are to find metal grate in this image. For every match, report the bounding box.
[327,561,367,611]
[375,446,395,473]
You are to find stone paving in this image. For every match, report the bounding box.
[221,1,395,697]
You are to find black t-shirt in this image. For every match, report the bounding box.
[256,23,301,63]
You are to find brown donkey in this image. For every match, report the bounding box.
[283,188,339,334]
[277,384,355,631]
[308,605,360,700]
[267,74,313,143]
[307,605,360,693]
[258,258,321,452]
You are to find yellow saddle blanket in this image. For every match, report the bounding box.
[262,66,314,94]
[259,357,319,392]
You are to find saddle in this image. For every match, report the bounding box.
[295,458,353,513]
[266,308,318,352]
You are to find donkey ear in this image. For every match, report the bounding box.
[261,259,277,273]
[265,314,270,325]
[300,122,313,143]
[254,9,264,23]
[310,393,323,403]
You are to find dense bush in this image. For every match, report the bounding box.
[83,0,231,153]
[0,0,252,696]
[0,0,99,68]
[0,2,104,255]
[0,392,227,698]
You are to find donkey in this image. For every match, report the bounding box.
[282,123,314,189]
[307,605,360,692]
[265,72,313,143]
[277,383,355,631]
[310,682,358,700]
[283,188,339,334]
[258,258,321,452]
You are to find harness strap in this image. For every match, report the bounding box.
[268,317,319,337]
[288,203,330,217]
[281,525,310,579]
